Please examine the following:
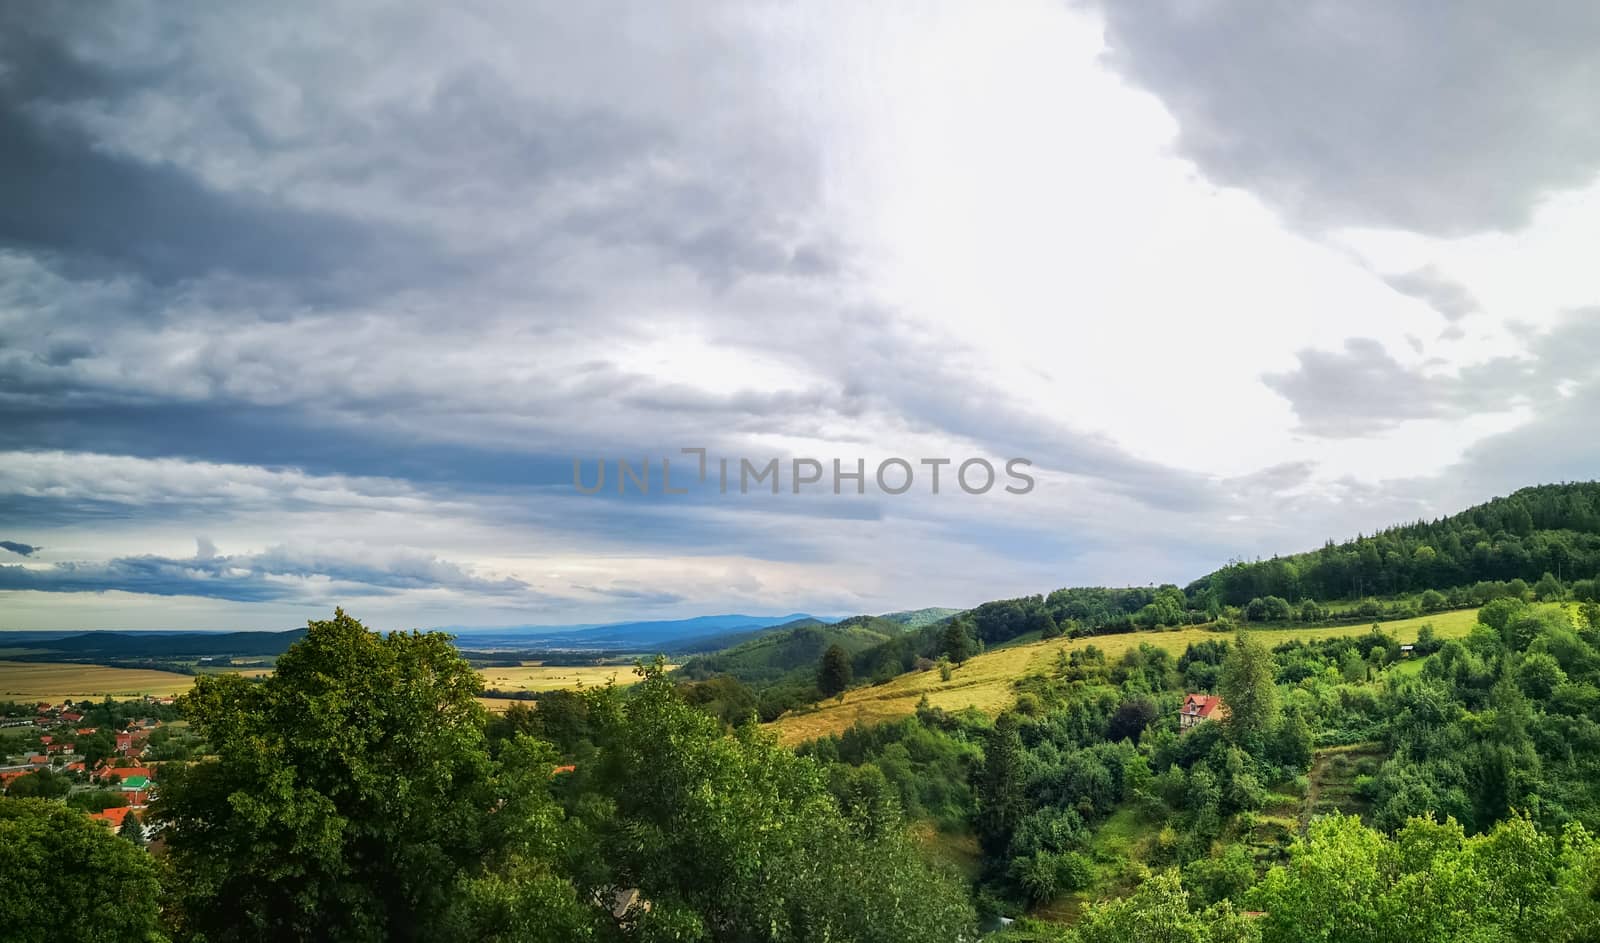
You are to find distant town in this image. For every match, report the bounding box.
[1,695,191,845]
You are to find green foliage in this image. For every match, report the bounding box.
[3,767,70,799]
[798,713,982,828]
[1069,870,1260,943]
[1245,596,1293,623]
[0,798,166,942]
[584,659,977,942]
[157,608,494,942]
[1194,483,1600,606]
[1183,845,1257,908]
[67,789,130,813]
[818,643,853,697]
[677,617,903,687]
[1249,812,1600,943]
[119,809,146,846]
[677,674,758,727]
[440,736,601,943]
[1536,572,1567,601]
[942,620,977,664]
[976,713,1027,856]
[1219,634,1280,755]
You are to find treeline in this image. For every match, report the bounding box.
[1193,482,1600,607]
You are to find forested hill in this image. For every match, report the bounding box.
[1190,481,1600,608]
[739,482,1600,706]
[677,616,909,686]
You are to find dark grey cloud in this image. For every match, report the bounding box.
[1094,1,1600,235]
[0,11,440,292]
[0,540,38,556]
[0,545,535,602]
[1381,266,1481,323]
[1265,312,1600,437]
[1263,338,1469,437]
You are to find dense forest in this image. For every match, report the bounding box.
[1191,482,1600,607]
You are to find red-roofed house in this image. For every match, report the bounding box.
[38,735,53,745]
[90,806,133,828]
[115,732,135,752]
[60,712,83,724]
[27,754,47,765]
[76,727,98,736]
[1180,694,1228,730]
[100,766,153,784]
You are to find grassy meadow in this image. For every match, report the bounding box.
[769,608,1480,745]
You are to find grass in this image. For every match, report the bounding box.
[0,660,197,702]
[911,821,982,880]
[1303,742,1387,826]
[770,609,1480,746]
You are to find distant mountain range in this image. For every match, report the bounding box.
[441,613,829,652]
[0,608,973,665]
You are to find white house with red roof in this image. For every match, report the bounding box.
[1180,693,1228,730]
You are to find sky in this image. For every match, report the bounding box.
[2,1,1599,631]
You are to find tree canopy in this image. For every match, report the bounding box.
[0,798,166,943]
[155,608,493,942]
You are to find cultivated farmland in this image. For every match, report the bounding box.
[0,660,196,702]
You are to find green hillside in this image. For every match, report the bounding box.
[879,607,963,629]
[676,615,908,686]
[1190,481,1600,608]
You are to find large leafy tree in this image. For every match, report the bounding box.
[156,609,496,942]
[1218,633,1280,756]
[0,797,166,942]
[582,659,975,942]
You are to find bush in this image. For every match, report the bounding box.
[1246,596,1293,623]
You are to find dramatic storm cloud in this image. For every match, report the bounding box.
[2,1,1598,630]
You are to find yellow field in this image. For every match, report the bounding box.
[475,663,663,713]
[0,657,669,711]
[0,660,197,702]
[769,608,1481,746]
[477,663,665,694]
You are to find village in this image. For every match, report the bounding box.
[0,695,189,845]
